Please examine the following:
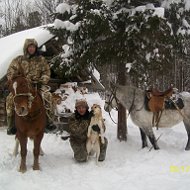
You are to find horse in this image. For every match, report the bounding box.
[104,84,190,150]
[8,75,46,172]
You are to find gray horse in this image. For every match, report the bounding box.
[104,85,190,150]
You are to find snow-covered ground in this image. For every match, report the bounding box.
[1,90,190,190]
[1,1,190,189]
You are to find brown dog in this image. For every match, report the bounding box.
[86,104,105,164]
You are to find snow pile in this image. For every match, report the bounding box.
[55,82,103,114]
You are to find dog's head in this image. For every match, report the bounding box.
[91,104,102,116]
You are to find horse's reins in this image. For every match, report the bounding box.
[106,86,119,124]
[106,86,144,124]
[169,98,187,120]
[128,89,136,115]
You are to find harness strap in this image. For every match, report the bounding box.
[128,89,136,115]
[169,98,187,120]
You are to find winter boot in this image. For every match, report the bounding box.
[7,115,16,135]
[45,116,57,133]
[98,137,108,161]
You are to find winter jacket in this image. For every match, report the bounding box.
[7,38,50,85]
[68,111,91,143]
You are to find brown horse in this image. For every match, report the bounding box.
[8,75,46,173]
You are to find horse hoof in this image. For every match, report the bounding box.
[185,146,190,151]
[19,166,27,173]
[33,165,40,170]
[142,143,148,148]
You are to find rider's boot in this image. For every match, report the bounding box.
[45,115,57,133]
[7,115,17,135]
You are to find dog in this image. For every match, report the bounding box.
[86,104,105,164]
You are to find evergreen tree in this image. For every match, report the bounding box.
[49,0,177,87]
[49,0,113,80]
[162,0,190,90]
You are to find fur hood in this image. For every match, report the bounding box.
[23,38,38,57]
[74,110,91,120]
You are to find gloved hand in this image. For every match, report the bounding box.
[92,125,100,133]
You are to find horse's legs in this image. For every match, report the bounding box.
[183,120,190,150]
[40,146,44,156]
[143,127,160,150]
[33,133,43,170]
[18,135,28,173]
[13,137,19,157]
[139,128,148,148]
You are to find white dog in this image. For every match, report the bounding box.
[86,104,105,164]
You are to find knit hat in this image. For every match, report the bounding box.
[75,99,89,109]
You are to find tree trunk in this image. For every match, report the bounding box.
[117,62,127,141]
[117,103,127,141]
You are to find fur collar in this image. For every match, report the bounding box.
[74,110,92,120]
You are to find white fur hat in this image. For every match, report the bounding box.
[75,99,89,109]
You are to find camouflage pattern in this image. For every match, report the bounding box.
[68,113,108,162]
[7,39,50,84]
[6,93,14,117]
[6,38,52,117]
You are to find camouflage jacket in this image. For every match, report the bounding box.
[7,39,50,85]
[68,112,91,143]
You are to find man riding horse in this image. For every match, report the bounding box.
[6,38,54,135]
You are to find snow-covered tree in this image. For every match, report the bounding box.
[49,0,178,87]
[49,0,113,80]
[162,0,190,91]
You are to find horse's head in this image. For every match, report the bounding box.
[104,84,139,113]
[9,75,35,116]
[104,87,118,113]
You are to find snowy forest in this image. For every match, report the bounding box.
[1,0,190,92]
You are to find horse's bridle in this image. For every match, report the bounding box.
[105,86,120,124]
[106,86,120,109]
[13,79,36,110]
[105,85,143,124]
[13,92,35,109]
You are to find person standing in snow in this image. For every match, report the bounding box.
[6,38,54,135]
[68,99,108,162]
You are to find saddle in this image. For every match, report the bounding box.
[147,87,173,113]
[146,86,173,127]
